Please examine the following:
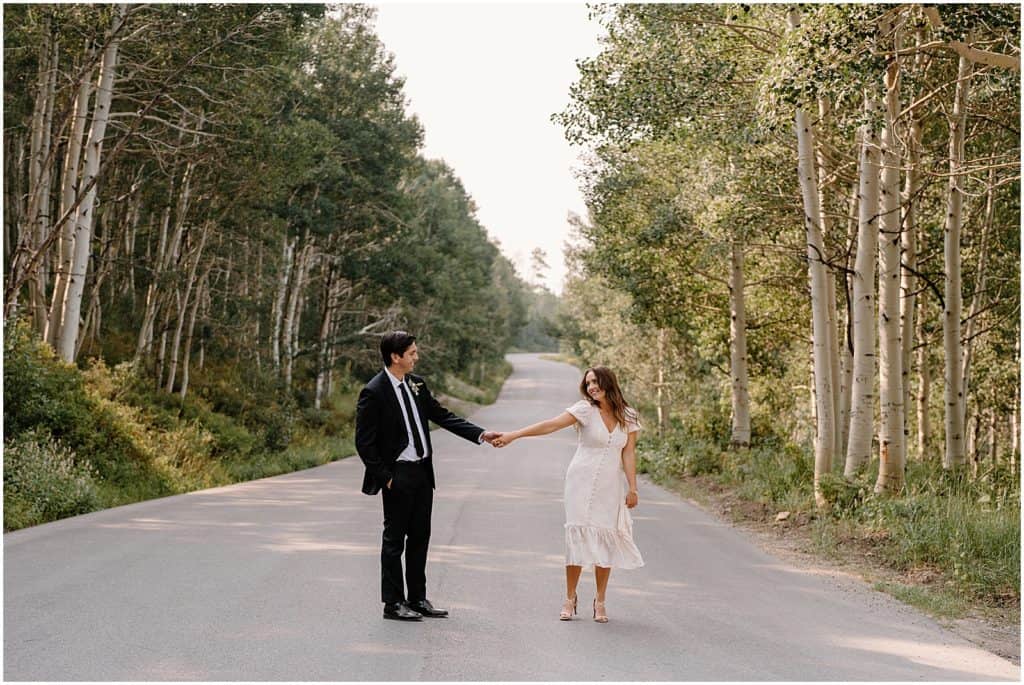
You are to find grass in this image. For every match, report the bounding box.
[637,423,1021,619]
[873,581,971,620]
[222,434,355,482]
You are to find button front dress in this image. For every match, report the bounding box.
[563,399,644,570]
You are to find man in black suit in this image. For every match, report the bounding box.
[356,331,498,621]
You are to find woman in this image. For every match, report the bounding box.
[493,366,643,623]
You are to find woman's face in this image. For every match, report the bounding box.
[584,371,605,403]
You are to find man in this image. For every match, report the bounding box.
[356,331,498,621]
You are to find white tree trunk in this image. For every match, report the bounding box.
[155,308,170,389]
[815,97,843,459]
[900,30,927,453]
[657,327,668,435]
[838,136,860,457]
[283,239,313,391]
[900,115,921,455]
[165,223,209,393]
[1012,366,1020,472]
[967,413,979,474]
[728,241,751,447]
[33,35,59,334]
[988,410,997,465]
[844,94,881,478]
[790,53,836,502]
[916,301,931,460]
[272,234,296,371]
[961,167,995,430]
[26,21,58,335]
[123,186,141,302]
[45,64,93,347]
[875,40,905,494]
[943,55,971,470]
[180,265,211,401]
[56,5,125,363]
[314,258,335,410]
[135,195,175,361]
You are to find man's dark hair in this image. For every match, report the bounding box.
[380,330,416,367]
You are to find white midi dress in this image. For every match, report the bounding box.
[563,399,644,570]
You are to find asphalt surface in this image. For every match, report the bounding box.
[4,353,1019,681]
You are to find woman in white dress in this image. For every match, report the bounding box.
[493,366,643,623]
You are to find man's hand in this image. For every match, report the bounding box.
[387,479,393,490]
[481,430,501,445]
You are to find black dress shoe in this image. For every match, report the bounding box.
[406,599,448,617]
[383,602,423,621]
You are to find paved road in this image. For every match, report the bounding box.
[4,354,1019,680]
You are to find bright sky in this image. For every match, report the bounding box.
[373,3,605,294]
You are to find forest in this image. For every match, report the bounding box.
[555,4,1019,614]
[3,5,538,529]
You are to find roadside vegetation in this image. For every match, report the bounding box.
[636,424,1019,616]
[3,319,512,531]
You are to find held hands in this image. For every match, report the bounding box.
[491,432,516,448]
[625,490,638,509]
[479,429,515,448]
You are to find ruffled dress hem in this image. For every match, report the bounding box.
[564,523,644,570]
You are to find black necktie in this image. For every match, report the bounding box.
[400,382,425,458]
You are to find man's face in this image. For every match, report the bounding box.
[391,342,418,375]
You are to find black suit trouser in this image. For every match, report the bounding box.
[380,458,433,604]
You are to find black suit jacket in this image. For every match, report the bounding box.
[355,370,484,495]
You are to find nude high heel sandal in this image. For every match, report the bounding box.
[559,595,578,620]
[593,599,608,623]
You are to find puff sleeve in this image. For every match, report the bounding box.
[625,408,642,434]
[566,399,593,425]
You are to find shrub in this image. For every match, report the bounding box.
[637,431,723,479]
[4,319,149,484]
[248,404,294,451]
[200,410,257,459]
[818,471,872,515]
[735,443,814,504]
[4,431,100,530]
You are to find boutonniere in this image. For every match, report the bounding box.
[408,380,423,397]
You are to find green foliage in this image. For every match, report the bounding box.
[3,5,534,532]
[872,582,969,620]
[817,472,872,515]
[197,411,259,460]
[644,421,1019,604]
[639,426,725,481]
[4,320,154,486]
[3,315,511,531]
[4,430,101,530]
[556,0,1020,615]
[724,443,815,506]
[514,286,562,353]
[860,493,1019,601]
[758,4,884,132]
[222,438,344,483]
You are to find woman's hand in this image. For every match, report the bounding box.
[493,432,517,448]
[625,489,638,509]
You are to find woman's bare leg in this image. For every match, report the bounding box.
[594,565,611,602]
[559,565,583,619]
[565,565,583,599]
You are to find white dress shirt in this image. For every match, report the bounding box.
[385,366,430,462]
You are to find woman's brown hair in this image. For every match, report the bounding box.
[580,366,638,430]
